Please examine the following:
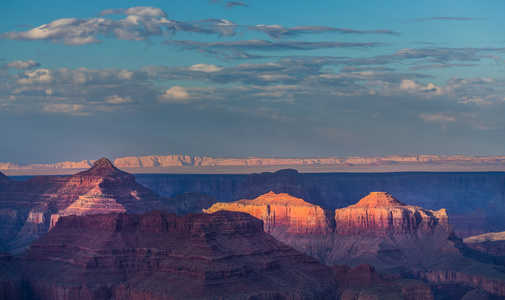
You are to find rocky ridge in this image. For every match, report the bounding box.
[3,155,505,170]
[205,191,505,297]
[334,192,451,236]
[0,158,211,254]
[464,231,505,256]
[204,191,334,235]
[12,210,433,300]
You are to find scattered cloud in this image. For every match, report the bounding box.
[5,60,40,70]
[0,7,237,45]
[159,86,191,103]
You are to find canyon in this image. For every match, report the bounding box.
[2,211,434,300]
[0,158,210,254]
[2,158,505,298]
[206,191,505,297]
[134,169,505,238]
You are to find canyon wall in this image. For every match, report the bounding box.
[206,191,505,297]
[3,154,505,170]
[135,170,505,238]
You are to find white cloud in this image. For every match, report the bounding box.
[17,69,53,84]
[6,60,40,70]
[159,86,191,103]
[188,64,224,72]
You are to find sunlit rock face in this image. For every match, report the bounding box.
[204,191,335,235]
[19,211,339,300]
[334,192,451,236]
[464,231,505,256]
[204,191,505,297]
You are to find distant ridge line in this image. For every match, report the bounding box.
[2,155,505,170]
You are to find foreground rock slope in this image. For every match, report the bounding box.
[12,210,434,300]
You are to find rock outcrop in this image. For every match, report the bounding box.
[0,159,174,253]
[19,211,340,299]
[464,231,505,256]
[204,191,334,235]
[205,191,505,297]
[334,192,451,236]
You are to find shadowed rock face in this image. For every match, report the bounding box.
[10,210,434,300]
[0,159,173,254]
[205,191,335,235]
[136,171,505,238]
[234,169,326,207]
[19,210,339,300]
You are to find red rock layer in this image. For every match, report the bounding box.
[21,211,338,299]
[334,192,451,236]
[0,158,173,253]
[204,191,334,234]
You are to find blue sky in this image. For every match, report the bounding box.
[1,0,505,164]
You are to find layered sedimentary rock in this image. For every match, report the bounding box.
[334,192,451,236]
[134,171,505,238]
[19,210,339,299]
[464,231,505,256]
[204,191,334,235]
[205,191,505,297]
[0,159,173,253]
[4,155,505,170]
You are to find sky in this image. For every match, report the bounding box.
[1,0,505,164]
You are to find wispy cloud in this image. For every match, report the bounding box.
[165,39,383,57]
[408,17,483,22]
[247,25,399,40]
[408,63,477,71]
[209,0,250,8]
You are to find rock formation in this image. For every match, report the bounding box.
[204,191,334,235]
[464,231,505,256]
[19,211,339,299]
[7,210,435,300]
[205,191,505,297]
[334,192,451,236]
[0,159,213,254]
